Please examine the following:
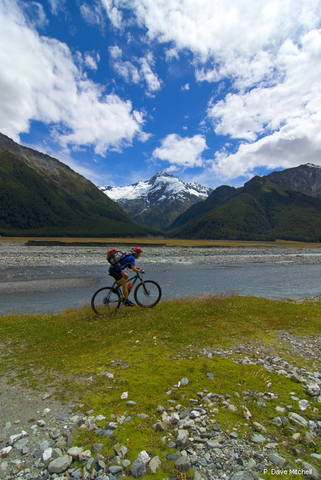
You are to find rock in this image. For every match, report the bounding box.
[42,447,53,462]
[268,452,288,468]
[311,454,321,461]
[253,421,267,433]
[114,444,128,458]
[108,466,123,475]
[304,382,321,396]
[230,472,254,480]
[288,412,308,428]
[176,429,189,447]
[67,447,83,458]
[138,450,150,464]
[148,455,161,473]
[131,458,146,478]
[181,378,189,386]
[299,399,310,411]
[92,444,104,452]
[175,456,191,472]
[48,455,72,474]
[166,454,180,461]
[251,434,266,444]
[8,431,28,445]
[302,461,320,480]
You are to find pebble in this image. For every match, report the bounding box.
[3,336,320,480]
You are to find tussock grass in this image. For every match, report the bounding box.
[1,295,321,479]
[2,236,321,248]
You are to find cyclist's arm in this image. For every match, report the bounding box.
[130,264,142,273]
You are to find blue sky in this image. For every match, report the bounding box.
[1,0,321,189]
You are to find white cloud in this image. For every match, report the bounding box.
[103,0,320,59]
[139,54,162,92]
[109,46,161,92]
[22,1,48,29]
[84,53,100,70]
[153,134,208,168]
[109,46,140,83]
[80,2,104,26]
[181,83,189,91]
[165,47,179,61]
[48,0,66,16]
[100,0,123,28]
[0,0,146,154]
[206,29,321,178]
[100,0,321,178]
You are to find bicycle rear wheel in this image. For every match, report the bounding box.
[91,287,121,315]
[134,281,162,308]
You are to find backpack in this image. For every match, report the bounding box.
[107,249,127,266]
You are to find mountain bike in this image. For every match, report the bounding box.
[91,271,162,315]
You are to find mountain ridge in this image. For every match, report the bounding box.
[100,172,213,231]
[166,165,321,242]
[0,133,160,237]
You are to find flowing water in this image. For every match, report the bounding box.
[0,262,320,315]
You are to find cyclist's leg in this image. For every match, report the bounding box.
[117,272,129,300]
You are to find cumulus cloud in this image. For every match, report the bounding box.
[84,53,100,70]
[205,29,321,179]
[181,83,189,91]
[139,54,162,92]
[100,0,321,179]
[153,134,208,168]
[109,46,161,93]
[100,0,123,28]
[101,0,320,58]
[0,0,145,154]
[165,47,179,61]
[22,1,48,29]
[109,46,140,83]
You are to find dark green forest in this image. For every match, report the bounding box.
[0,150,159,237]
[167,177,321,242]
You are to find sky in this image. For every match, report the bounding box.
[1,0,321,190]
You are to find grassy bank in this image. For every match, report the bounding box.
[2,236,321,248]
[1,295,321,478]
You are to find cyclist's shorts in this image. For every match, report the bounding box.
[109,265,123,281]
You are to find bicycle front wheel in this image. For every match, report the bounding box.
[134,281,162,308]
[91,287,121,315]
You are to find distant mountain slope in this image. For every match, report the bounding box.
[267,163,321,198]
[0,133,160,237]
[100,172,213,230]
[166,185,238,231]
[167,169,321,242]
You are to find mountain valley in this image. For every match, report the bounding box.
[1,132,321,242]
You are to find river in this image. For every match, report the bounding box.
[0,261,320,315]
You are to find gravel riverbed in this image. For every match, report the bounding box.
[2,242,321,270]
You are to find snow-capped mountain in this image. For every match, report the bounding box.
[100,172,213,231]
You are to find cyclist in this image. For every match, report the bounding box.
[108,247,144,307]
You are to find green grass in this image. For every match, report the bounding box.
[1,294,321,479]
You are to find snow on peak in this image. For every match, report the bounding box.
[100,172,212,203]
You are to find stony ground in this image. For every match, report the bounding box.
[2,334,321,479]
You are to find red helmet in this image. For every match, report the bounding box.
[131,247,142,254]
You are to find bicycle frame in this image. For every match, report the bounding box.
[110,271,144,298]
[91,270,162,313]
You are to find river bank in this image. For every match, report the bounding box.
[1,241,321,270]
